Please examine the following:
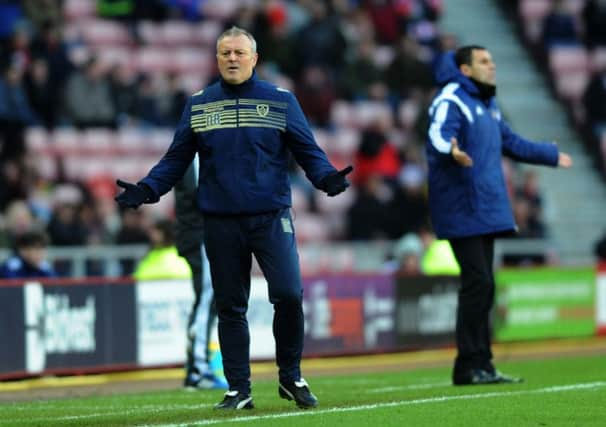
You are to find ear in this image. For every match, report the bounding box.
[252,52,259,68]
[459,64,472,77]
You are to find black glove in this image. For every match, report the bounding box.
[115,179,155,209]
[319,166,353,197]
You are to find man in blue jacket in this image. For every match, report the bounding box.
[426,45,572,385]
[115,26,352,409]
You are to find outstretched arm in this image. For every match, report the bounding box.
[499,119,561,166]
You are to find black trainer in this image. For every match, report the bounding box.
[278,378,318,409]
[214,390,254,410]
[453,369,524,386]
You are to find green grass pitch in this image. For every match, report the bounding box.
[1,354,605,426]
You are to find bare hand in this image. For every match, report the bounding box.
[558,152,572,168]
[451,137,473,167]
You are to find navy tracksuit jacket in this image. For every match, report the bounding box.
[140,72,337,394]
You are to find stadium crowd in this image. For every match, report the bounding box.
[0,0,556,276]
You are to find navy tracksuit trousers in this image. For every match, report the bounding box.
[203,208,303,394]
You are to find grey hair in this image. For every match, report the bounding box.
[216,26,257,53]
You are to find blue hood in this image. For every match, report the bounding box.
[432,51,478,95]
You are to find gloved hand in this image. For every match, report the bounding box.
[115,179,155,209]
[319,166,353,197]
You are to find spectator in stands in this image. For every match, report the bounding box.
[63,56,116,129]
[0,62,37,162]
[109,63,139,127]
[294,1,347,74]
[133,219,191,280]
[294,65,336,128]
[24,58,56,129]
[385,35,434,100]
[426,45,572,386]
[21,0,63,34]
[583,0,606,48]
[541,0,580,47]
[46,185,90,254]
[387,232,423,275]
[582,67,606,138]
[29,23,74,94]
[353,122,401,186]
[115,208,150,275]
[0,1,23,41]
[0,158,31,211]
[347,174,393,240]
[0,228,55,279]
[388,162,428,238]
[0,199,38,248]
[595,230,606,260]
[338,39,384,100]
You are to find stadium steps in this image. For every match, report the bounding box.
[441,0,606,264]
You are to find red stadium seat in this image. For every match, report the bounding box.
[549,46,589,74]
[553,71,590,101]
[193,20,223,46]
[64,0,96,21]
[79,19,132,46]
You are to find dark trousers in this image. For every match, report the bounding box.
[449,234,496,375]
[204,208,303,394]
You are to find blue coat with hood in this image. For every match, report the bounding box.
[139,72,337,215]
[426,52,560,239]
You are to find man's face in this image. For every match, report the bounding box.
[216,34,258,85]
[461,49,496,85]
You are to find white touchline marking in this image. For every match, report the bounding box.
[144,381,606,427]
[8,403,213,424]
[367,382,452,393]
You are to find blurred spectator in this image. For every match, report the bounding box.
[21,0,63,34]
[386,232,423,275]
[109,63,139,126]
[0,63,37,162]
[133,219,191,280]
[2,25,32,72]
[582,68,606,138]
[295,65,336,128]
[338,39,384,100]
[0,199,38,247]
[364,0,400,44]
[541,0,579,47]
[0,228,55,278]
[388,163,428,237]
[24,58,56,129]
[29,23,74,94]
[63,57,116,128]
[0,1,23,41]
[46,185,89,247]
[115,209,150,275]
[346,174,393,240]
[353,123,401,186]
[257,9,296,76]
[595,230,606,260]
[515,170,544,227]
[583,0,606,48]
[294,0,347,73]
[0,159,31,210]
[385,35,433,99]
[155,72,188,127]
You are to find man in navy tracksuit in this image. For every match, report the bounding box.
[115,26,352,409]
[426,45,572,385]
